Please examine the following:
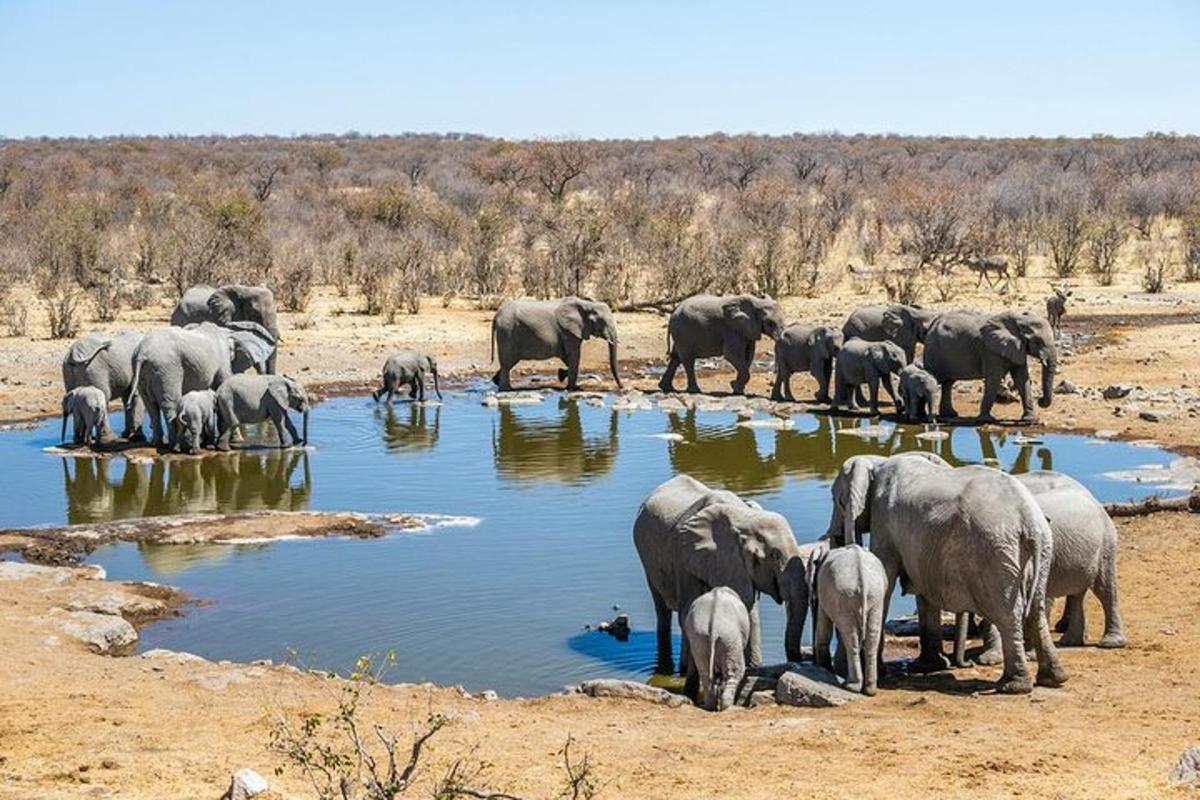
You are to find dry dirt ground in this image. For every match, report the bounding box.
[2,275,1200,799]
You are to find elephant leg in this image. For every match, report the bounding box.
[953,612,971,667]
[1094,555,1127,648]
[882,375,901,414]
[974,620,1004,665]
[992,614,1034,694]
[649,585,675,675]
[682,359,701,394]
[770,366,786,401]
[1011,364,1036,422]
[745,599,763,669]
[281,412,300,448]
[413,375,425,401]
[978,369,1002,422]
[1028,603,1068,688]
[939,380,958,418]
[216,409,238,451]
[724,341,750,395]
[1058,593,1086,647]
[562,340,582,391]
[910,595,950,673]
[813,358,830,403]
[841,620,864,693]
[867,375,881,416]
[496,359,515,391]
[143,394,163,448]
[658,353,681,393]
[160,400,179,450]
[813,607,833,672]
[853,385,867,407]
[678,620,691,677]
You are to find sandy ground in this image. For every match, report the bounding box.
[2,275,1200,798]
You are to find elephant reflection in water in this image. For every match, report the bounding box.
[493,400,618,483]
[665,409,787,495]
[375,403,440,453]
[61,450,311,523]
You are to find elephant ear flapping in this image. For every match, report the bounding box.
[981,318,1025,363]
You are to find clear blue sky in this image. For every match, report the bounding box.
[2,1,1198,139]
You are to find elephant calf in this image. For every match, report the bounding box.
[373,350,442,403]
[683,586,751,711]
[177,389,219,454]
[812,544,887,696]
[216,375,310,450]
[61,386,110,446]
[831,339,907,416]
[897,364,939,423]
[771,324,843,403]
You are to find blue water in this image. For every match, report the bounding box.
[0,390,1177,695]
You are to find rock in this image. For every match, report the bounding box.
[597,613,631,641]
[748,691,777,708]
[734,674,779,706]
[1139,409,1173,423]
[140,648,209,664]
[578,679,688,708]
[774,665,862,708]
[915,430,950,441]
[50,609,138,655]
[735,408,755,421]
[747,657,813,678]
[1054,379,1078,395]
[1102,384,1132,400]
[478,690,499,701]
[837,424,892,439]
[223,768,269,800]
[737,417,794,430]
[1093,429,1119,440]
[1169,745,1200,787]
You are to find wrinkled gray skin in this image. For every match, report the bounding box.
[171,284,281,373]
[216,374,310,451]
[954,471,1126,666]
[771,324,843,403]
[490,297,621,391]
[897,363,940,423]
[176,389,219,454]
[62,331,144,440]
[659,294,785,395]
[130,322,277,448]
[61,386,109,446]
[632,474,801,684]
[923,310,1057,423]
[1046,288,1071,334]
[831,338,907,416]
[828,454,1067,694]
[812,544,887,696]
[373,350,442,402]
[684,586,751,711]
[842,304,939,364]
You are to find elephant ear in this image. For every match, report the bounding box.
[833,457,875,546]
[66,334,113,364]
[207,289,237,325]
[981,316,1025,364]
[881,309,904,338]
[267,380,290,413]
[555,301,586,341]
[676,504,756,606]
[228,326,277,373]
[721,298,758,341]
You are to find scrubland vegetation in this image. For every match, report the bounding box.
[2,132,1200,337]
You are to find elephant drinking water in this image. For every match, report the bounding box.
[490,297,621,391]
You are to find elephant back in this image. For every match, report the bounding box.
[171,286,217,326]
[65,334,113,365]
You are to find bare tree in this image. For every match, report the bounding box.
[528,140,592,203]
[250,159,286,202]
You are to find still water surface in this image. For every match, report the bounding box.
[0,389,1177,695]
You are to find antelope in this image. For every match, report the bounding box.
[1046,285,1072,334]
[961,254,1011,290]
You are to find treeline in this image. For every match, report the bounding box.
[2,132,1200,336]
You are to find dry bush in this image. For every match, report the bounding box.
[1085,217,1127,286]
[36,273,84,339]
[0,286,30,337]
[274,238,318,312]
[1182,215,1200,281]
[124,282,156,310]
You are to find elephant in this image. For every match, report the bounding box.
[62,331,144,440]
[176,389,219,454]
[129,322,277,448]
[659,294,785,395]
[770,324,843,403]
[842,304,939,364]
[372,350,443,403]
[493,401,617,484]
[171,284,281,373]
[827,453,1067,694]
[811,544,887,696]
[633,474,804,680]
[923,310,1057,424]
[953,470,1126,665]
[897,364,939,423]
[683,586,751,711]
[377,403,440,453]
[61,386,109,446]
[831,338,907,416]
[215,374,310,451]
[490,297,621,391]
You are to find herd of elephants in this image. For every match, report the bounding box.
[55,284,1125,711]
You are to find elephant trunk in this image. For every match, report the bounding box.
[61,407,69,444]
[432,369,443,400]
[607,340,623,390]
[782,558,808,662]
[301,408,310,446]
[1038,350,1056,409]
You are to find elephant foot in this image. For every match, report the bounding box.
[843,680,863,694]
[657,381,673,394]
[126,430,147,444]
[1057,633,1085,648]
[814,394,831,404]
[861,683,877,697]
[996,675,1034,695]
[1053,613,1069,634]
[371,389,381,402]
[557,368,570,383]
[729,382,746,395]
[686,385,701,395]
[1036,662,1068,688]
[1018,414,1039,426]
[974,646,1004,666]
[908,652,951,674]
[216,442,232,453]
[1098,633,1127,649]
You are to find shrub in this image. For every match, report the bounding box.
[37,273,84,339]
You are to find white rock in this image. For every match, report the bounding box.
[915,430,949,441]
[737,418,794,430]
[224,767,269,800]
[774,665,863,708]
[578,679,688,708]
[51,609,138,656]
[1169,745,1200,787]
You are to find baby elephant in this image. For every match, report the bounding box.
[61,386,110,446]
[683,586,751,711]
[813,545,887,696]
[831,338,907,416]
[897,363,939,423]
[771,324,843,403]
[216,374,310,450]
[372,350,442,403]
[176,389,218,454]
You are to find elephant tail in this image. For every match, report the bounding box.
[664,323,673,358]
[490,316,497,365]
[126,351,145,411]
[706,613,718,706]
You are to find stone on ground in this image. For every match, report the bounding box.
[1169,746,1200,786]
[774,664,862,708]
[578,679,688,708]
[224,768,269,800]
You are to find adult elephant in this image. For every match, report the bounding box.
[828,454,1067,694]
[923,310,1057,423]
[659,295,784,395]
[490,297,621,391]
[771,323,843,403]
[633,475,805,677]
[129,322,277,448]
[842,304,939,364]
[171,285,281,373]
[830,338,907,417]
[62,331,144,440]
